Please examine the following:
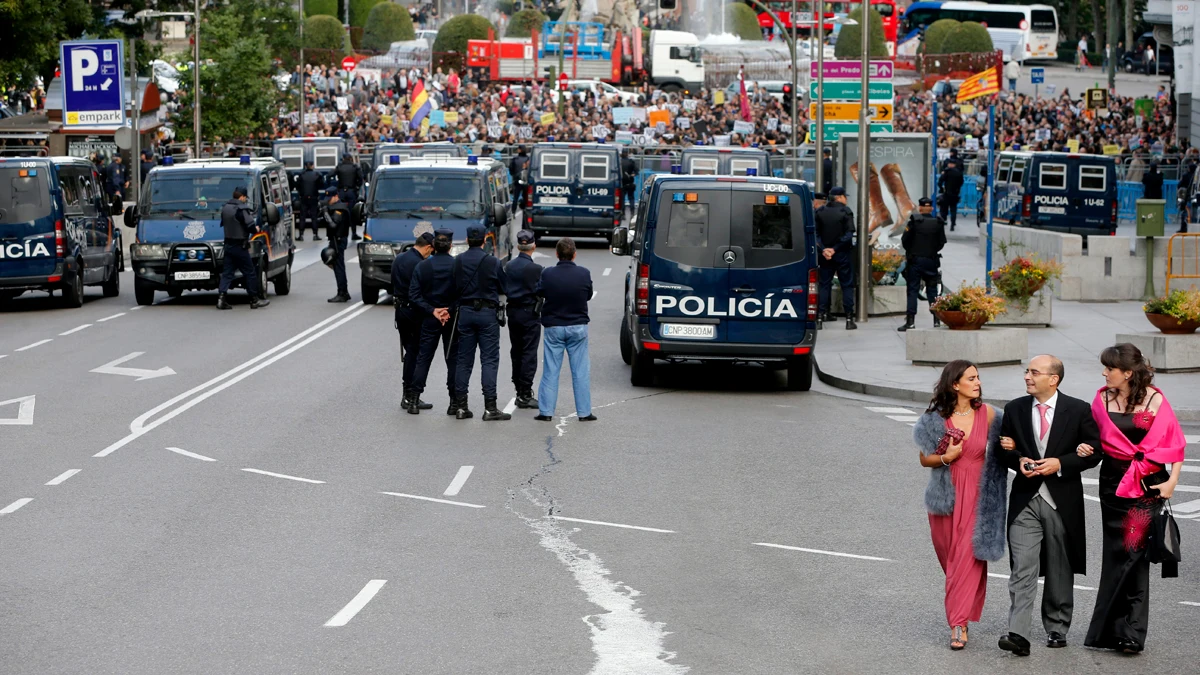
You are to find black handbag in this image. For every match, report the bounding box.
[1148,499,1181,569]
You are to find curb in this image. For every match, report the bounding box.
[813,356,1200,422]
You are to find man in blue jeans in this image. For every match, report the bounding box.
[534,237,596,422]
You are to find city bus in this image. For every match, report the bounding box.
[897,2,1059,63]
[754,0,899,55]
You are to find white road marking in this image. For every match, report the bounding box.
[603,267,612,276]
[503,397,517,415]
[0,395,36,426]
[379,491,486,509]
[0,354,6,360]
[91,352,176,381]
[753,542,890,562]
[886,414,921,422]
[1181,601,1200,607]
[1172,499,1200,514]
[241,468,325,484]
[346,256,358,265]
[129,306,143,311]
[1084,494,1101,502]
[96,312,126,322]
[59,324,93,336]
[1186,435,1199,444]
[987,572,1094,591]
[443,466,475,497]
[0,498,33,515]
[1181,465,1200,474]
[865,406,916,414]
[15,339,52,352]
[167,446,217,462]
[45,469,81,486]
[532,251,551,259]
[553,516,675,534]
[324,580,387,627]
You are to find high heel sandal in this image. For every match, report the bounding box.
[950,626,966,650]
[961,626,969,644]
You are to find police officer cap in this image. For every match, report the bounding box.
[415,232,435,246]
[326,186,338,196]
[233,186,248,198]
[434,228,455,243]
[918,197,933,206]
[828,186,846,197]
[516,229,536,244]
[812,192,827,201]
[466,225,486,240]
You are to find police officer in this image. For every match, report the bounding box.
[815,186,856,330]
[394,229,435,414]
[296,160,323,242]
[504,230,543,409]
[335,153,363,240]
[621,149,638,212]
[451,225,510,421]
[320,187,352,303]
[812,191,827,211]
[898,197,946,332]
[105,153,128,210]
[939,149,964,231]
[216,186,269,310]
[408,228,460,414]
[510,145,529,213]
[821,148,834,195]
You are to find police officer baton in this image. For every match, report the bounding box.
[442,306,461,360]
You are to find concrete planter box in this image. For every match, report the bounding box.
[990,292,1053,327]
[1115,332,1200,373]
[830,284,907,317]
[906,327,1028,367]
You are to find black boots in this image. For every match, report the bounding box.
[897,315,916,332]
[932,311,942,328]
[327,293,350,303]
[845,318,857,330]
[482,397,511,421]
[454,396,473,420]
[402,390,419,415]
[216,294,232,310]
[251,296,270,309]
[515,390,538,409]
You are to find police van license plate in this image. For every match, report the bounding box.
[660,323,715,339]
[174,271,210,281]
[539,197,568,205]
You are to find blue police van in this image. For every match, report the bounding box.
[0,156,122,308]
[525,142,622,239]
[125,157,294,305]
[678,147,771,176]
[370,142,465,171]
[991,151,1118,236]
[356,156,513,305]
[611,174,819,390]
[272,137,359,186]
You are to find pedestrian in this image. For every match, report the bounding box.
[105,153,128,211]
[814,186,857,330]
[812,191,826,211]
[939,151,964,231]
[320,187,352,303]
[335,153,363,240]
[394,229,435,414]
[822,148,833,194]
[1078,343,1186,654]
[1004,60,1020,92]
[996,354,1101,657]
[1142,161,1164,200]
[216,186,269,310]
[450,225,511,421]
[139,148,155,184]
[1077,35,1089,71]
[510,145,529,213]
[898,197,945,331]
[408,228,460,414]
[621,149,638,212]
[534,237,595,422]
[913,360,1006,650]
[504,230,543,410]
[296,160,323,242]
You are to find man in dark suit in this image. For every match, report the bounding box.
[997,354,1101,656]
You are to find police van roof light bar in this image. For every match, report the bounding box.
[240,154,251,165]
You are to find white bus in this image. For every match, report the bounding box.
[898,2,1059,63]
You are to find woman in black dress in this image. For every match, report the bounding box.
[1075,344,1187,654]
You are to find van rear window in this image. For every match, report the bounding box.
[690,158,718,175]
[731,159,760,176]
[0,169,51,223]
[1079,166,1106,191]
[752,204,792,249]
[997,159,1011,183]
[581,155,609,181]
[1039,163,1066,189]
[1010,159,1027,186]
[278,147,304,169]
[313,145,340,169]
[540,153,569,179]
[666,203,710,248]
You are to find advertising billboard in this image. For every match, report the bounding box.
[835,133,933,252]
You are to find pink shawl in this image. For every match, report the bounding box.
[1091,386,1187,498]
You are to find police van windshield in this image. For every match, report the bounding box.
[143,174,255,220]
[371,174,483,218]
[653,188,803,268]
[0,168,51,224]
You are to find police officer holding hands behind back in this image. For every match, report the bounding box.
[452,225,511,421]
[320,187,352,303]
[504,230,543,410]
[814,186,857,330]
[898,196,946,332]
[296,160,323,242]
[408,228,460,415]
[216,186,269,310]
[395,227,435,414]
[335,153,363,240]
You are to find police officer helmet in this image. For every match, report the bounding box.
[321,245,337,268]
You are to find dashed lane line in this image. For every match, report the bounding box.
[167,447,218,462]
[988,572,1094,591]
[503,397,517,415]
[45,469,81,486]
[59,324,92,336]
[753,542,891,562]
[603,267,612,276]
[379,491,486,509]
[0,498,33,515]
[1181,601,1200,607]
[129,306,143,311]
[324,580,387,627]
[865,406,916,414]
[96,312,125,322]
[241,468,325,484]
[14,339,52,352]
[886,414,921,422]
[443,466,474,497]
[1186,435,1198,444]
[553,516,675,534]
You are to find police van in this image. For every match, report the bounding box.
[125,156,294,305]
[678,147,771,177]
[525,142,622,239]
[272,137,361,189]
[0,156,123,308]
[370,142,465,171]
[991,151,1118,236]
[611,174,818,390]
[356,155,512,304]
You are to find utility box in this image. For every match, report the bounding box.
[1136,199,1166,237]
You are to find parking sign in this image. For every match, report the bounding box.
[60,39,126,127]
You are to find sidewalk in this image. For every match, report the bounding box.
[814,236,1200,420]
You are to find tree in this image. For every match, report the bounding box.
[306,15,345,51]
[362,2,415,51]
[833,7,888,59]
[506,8,548,38]
[349,0,383,28]
[0,0,98,89]
[304,0,337,18]
[938,22,994,55]
[922,19,960,54]
[223,0,300,67]
[726,3,763,41]
[432,14,495,55]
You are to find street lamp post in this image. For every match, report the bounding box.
[193,0,201,158]
[299,0,305,137]
[814,1,825,191]
[855,3,869,323]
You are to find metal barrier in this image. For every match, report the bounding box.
[1118,180,1180,221]
[1166,233,1200,293]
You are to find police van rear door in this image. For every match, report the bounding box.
[1073,159,1116,231]
[1029,158,1071,228]
[575,150,618,229]
[0,162,57,279]
[533,149,573,225]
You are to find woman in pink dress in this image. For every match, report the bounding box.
[914,360,1009,649]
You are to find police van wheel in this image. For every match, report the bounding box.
[273,263,292,296]
[134,278,155,306]
[257,259,269,298]
[62,266,84,308]
[619,317,633,365]
[101,258,120,298]
[630,351,654,387]
[361,282,380,305]
[786,355,813,392]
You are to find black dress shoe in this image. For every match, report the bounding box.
[1046,631,1067,648]
[534,414,553,421]
[1115,637,1142,654]
[578,414,597,421]
[998,632,1031,656]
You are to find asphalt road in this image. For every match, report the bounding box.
[1,241,1197,674]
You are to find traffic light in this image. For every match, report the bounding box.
[659,0,676,9]
[782,83,794,115]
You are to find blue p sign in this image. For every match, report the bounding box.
[60,39,126,127]
[1030,68,1045,84]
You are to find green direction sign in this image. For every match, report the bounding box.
[822,123,893,141]
[818,82,894,101]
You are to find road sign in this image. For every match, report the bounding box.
[1030,68,1044,84]
[1086,87,1109,110]
[810,102,893,122]
[342,56,357,71]
[822,123,893,142]
[810,60,894,80]
[817,81,894,101]
[60,40,126,128]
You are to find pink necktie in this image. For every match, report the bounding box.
[1037,403,1050,440]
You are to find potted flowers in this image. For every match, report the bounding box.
[870,249,904,285]
[1143,289,1200,334]
[930,284,1007,330]
[989,255,1063,312]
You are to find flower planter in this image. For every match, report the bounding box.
[1145,312,1200,335]
[871,270,887,284]
[990,291,1052,327]
[935,310,987,331]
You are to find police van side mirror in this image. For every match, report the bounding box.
[123,204,138,228]
[493,202,509,225]
[353,202,364,221]
[611,227,630,256]
[265,202,281,226]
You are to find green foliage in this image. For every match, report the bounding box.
[834,7,889,59]
[362,2,415,51]
[506,9,548,38]
[306,15,346,50]
[922,19,960,54]
[224,0,300,66]
[0,0,99,88]
[432,14,495,55]
[305,0,338,18]
[726,3,763,41]
[1144,289,1200,321]
[496,0,517,14]
[349,0,382,28]
[938,21,994,55]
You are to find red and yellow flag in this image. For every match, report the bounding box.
[956,66,1001,103]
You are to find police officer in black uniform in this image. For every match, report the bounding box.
[296,160,323,241]
[504,229,543,409]
[335,153,363,240]
[815,186,856,330]
[451,225,510,421]
[216,186,269,310]
[408,228,460,414]
[320,187,352,302]
[394,229,435,413]
[898,197,946,332]
[510,145,529,213]
[621,149,638,212]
